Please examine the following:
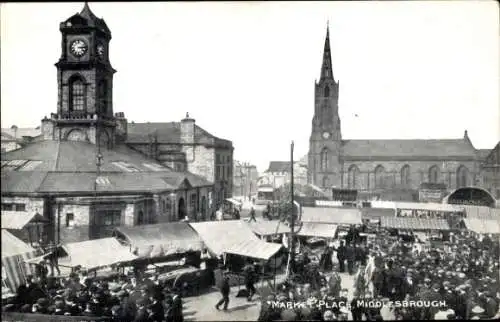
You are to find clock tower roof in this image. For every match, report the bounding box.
[61,2,111,37]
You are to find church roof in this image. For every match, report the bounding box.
[126,122,232,147]
[342,138,477,161]
[1,140,212,195]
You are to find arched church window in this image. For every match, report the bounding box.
[69,77,86,112]
[348,165,360,189]
[456,165,469,188]
[374,165,385,189]
[322,176,330,189]
[428,165,440,183]
[400,165,410,187]
[324,85,330,97]
[320,148,329,171]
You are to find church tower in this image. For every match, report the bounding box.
[307,23,343,189]
[42,3,117,148]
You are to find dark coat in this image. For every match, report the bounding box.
[133,307,149,322]
[220,278,230,295]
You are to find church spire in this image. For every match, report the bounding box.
[319,22,335,82]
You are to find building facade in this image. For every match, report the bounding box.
[479,142,500,199]
[260,158,308,189]
[307,25,496,200]
[233,161,258,198]
[1,4,220,244]
[1,126,42,153]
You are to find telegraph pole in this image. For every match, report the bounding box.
[289,141,296,275]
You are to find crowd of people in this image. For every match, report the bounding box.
[3,270,185,322]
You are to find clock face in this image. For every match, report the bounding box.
[322,132,331,139]
[70,39,88,57]
[97,44,105,57]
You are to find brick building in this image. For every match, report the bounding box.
[260,157,308,189]
[308,24,498,200]
[1,4,223,244]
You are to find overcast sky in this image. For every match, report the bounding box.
[1,1,499,172]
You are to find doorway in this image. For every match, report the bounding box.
[178,197,186,221]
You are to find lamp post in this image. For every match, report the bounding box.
[169,192,176,221]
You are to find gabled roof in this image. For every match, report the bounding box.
[482,141,500,166]
[1,140,212,195]
[342,138,477,160]
[476,149,492,161]
[126,122,232,147]
[266,161,291,173]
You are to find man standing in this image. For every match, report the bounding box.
[243,262,257,301]
[216,272,230,311]
[335,241,346,273]
[248,207,257,222]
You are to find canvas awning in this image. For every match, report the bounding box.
[301,207,362,225]
[59,238,138,270]
[225,198,242,206]
[296,223,337,238]
[361,208,396,220]
[189,221,282,260]
[1,211,49,230]
[463,205,500,221]
[381,217,450,231]
[245,220,290,236]
[371,201,464,213]
[113,222,203,258]
[462,218,500,234]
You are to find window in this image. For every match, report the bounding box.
[100,210,121,226]
[320,148,329,171]
[66,213,74,227]
[1,203,26,211]
[190,193,197,212]
[456,166,469,188]
[374,165,385,189]
[400,165,411,186]
[428,166,440,183]
[69,77,86,112]
[348,165,360,189]
[322,176,330,188]
[324,85,330,97]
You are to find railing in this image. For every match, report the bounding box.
[50,112,113,121]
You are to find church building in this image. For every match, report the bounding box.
[1,4,227,244]
[308,25,498,200]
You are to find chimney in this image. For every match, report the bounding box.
[40,117,54,140]
[180,112,195,144]
[114,112,128,142]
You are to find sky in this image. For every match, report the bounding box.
[1,1,499,173]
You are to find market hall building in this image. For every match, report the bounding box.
[307,25,499,200]
[1,4,226,244]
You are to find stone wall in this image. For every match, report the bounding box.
[53,203,91,243]
[1,141,21,153]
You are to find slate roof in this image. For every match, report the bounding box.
[266,161,291,173]
[63,3,111,35]
[1,140,212,195]
[476,149,492,161]
[126,122,232,147]
[342,138,477,160]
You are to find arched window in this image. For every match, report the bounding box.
[428,165,440,183]
[69,77,86,112]
[324,85,330,97]
[374,165,385,189]
[348,165,360,189]
[400,165,410,187]
[456,165,469,188]
[320,148,329,171]
[322,176,330,189]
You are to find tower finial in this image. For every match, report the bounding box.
[186,112,190,118]
[319,22,334,82]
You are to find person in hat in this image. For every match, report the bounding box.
[323,310,335,321]
[134,297,150,322]
[65,294,82,316]
[110,305,123,322]
[215,271,230,311]
[52,300,67,315]
[470,305,486,319]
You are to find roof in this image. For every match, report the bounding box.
[476,149,492,161]
[462,218,500,234]
[1,212,48,230]
[361,208,396,220]
[482,141,500,166]
[62,3,110,35]
[315,200,343,207]
[189,221,282,260]
[266,161,291,173]
[342,138,477,160]
[297,223,337,238]
[1,230,35,257]
[301,207,362,225]
[372,201,464,213]
[113,223,203,257]
[60,238,137,270]
[1,140,212,194]
[245,220,291,236]
[381,217,450,230]
[126,122,232,147]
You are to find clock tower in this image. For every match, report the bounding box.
[43,3,117,148]
[307,23,343,189]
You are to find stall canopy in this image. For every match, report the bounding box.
[372,201,464,213]
[381,217,450,230]
[463,205,500,221]
[1,230,40,293]
[113,222,204,258]
[301,207,362,225]
[361,208,395,221]
[1,211,48,230]
[225,198,242,206]
[189,221,282,260]
[58,238,138,271]
[462,218,500,235]
[245,220,290,236]
[296,222,337,238]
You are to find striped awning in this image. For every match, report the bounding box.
[462,218,500,234]
[381,217,450,230]
[296,223,337,238]
[301,207,362,225]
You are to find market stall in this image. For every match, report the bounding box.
[381,217,450,231]
[245,219,290,242]
[301,207,363,225]
[462,218,500,235]
[1,230,40,295]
